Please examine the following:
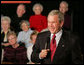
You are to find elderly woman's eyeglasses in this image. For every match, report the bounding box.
[8,37,16,40]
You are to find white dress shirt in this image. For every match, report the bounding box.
[50,29,63,47]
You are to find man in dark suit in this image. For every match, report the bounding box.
[31,10,83,64]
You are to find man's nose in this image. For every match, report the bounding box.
[50,23,53,27]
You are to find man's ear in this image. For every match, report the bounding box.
[60,21,64,28]
[66,7,68,12]
[23,10,26,14]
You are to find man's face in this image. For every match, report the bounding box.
[48,15,64,34]
[59,3,68,14]
[17,5,25,17]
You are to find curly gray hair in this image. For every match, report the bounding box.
[33,3,43,12]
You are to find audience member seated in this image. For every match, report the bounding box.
[59,1,71,31]
[11,4,28,33]
[27,31,38,64]
[1,16,13,45]
[1,16,14,62]
[17,20,33,48]
[29,3,47,32]
[3,31,29,64]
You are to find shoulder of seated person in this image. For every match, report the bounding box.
[29,15,35,18]
[18,31,24,34]
[3,45,12,48]
[42,15,46,17]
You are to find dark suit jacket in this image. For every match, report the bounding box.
[31,30,83,64]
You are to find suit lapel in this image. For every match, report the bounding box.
[53,30,67,62]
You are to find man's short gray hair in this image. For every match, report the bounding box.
[60,1,68,8]
[1,16,11,24]
[33,3,43,12]
[48,10,64,23]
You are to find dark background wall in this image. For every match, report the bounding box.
[1,0,83,53]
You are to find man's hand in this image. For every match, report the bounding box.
[39,49,50,59]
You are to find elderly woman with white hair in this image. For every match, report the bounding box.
[1,16,14,45]
[1,16,14,62]
[17,20,33,48]
[29,3,47,32]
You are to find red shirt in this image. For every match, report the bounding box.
[29,15,47,32]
